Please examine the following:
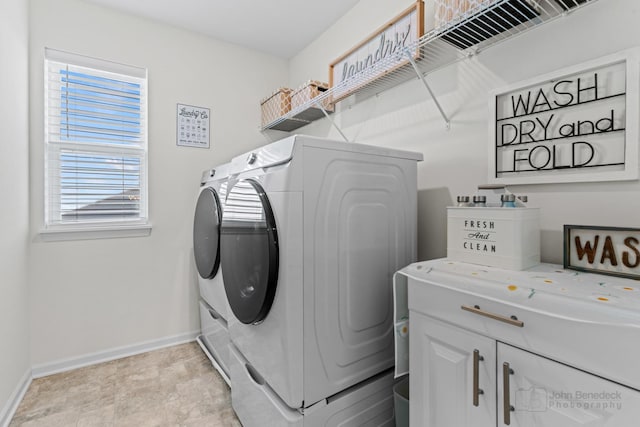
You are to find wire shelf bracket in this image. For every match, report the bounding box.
[405,49,451,130]
[314,100,350,142]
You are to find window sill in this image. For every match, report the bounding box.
[39,223,152,242]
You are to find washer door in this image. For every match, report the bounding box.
[193,187,222,279]
[221,179,279,325]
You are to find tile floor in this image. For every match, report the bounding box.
[9,342,241,427]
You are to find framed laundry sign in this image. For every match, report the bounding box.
[488,49,640,184]
[329,1,424,102]
[177,104,210,148]
[564,225,640,280]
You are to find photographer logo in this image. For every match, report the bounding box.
[514,387,623,412]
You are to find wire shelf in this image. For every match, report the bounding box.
[262,0,598,132]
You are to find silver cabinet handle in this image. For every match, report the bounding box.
[503,362,515,425]
[461,305,524,328]
[473,349,484,407]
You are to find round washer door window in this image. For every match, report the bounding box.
[193,187,222,279]
[221,179,278,325]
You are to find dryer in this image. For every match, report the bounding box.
[193,164,232,382]
[220,135,422,425]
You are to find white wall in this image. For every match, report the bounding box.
[0,0,31,420]
[21,0,640,372]
[28,0,288,367]
[289,0,640,263]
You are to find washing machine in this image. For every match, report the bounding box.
[193,163,232,383]
[220,135,422,425]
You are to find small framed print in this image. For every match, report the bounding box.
[177,103,210,148]
[564,225,640,280]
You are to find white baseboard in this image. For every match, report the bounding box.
[0,368,32,427]
[1,331,198,426]
[31,330,199,379]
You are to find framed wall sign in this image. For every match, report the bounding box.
[564,225,640,280]
[177,103,210,148]
[489,49,640,184]
[329,1,424,102]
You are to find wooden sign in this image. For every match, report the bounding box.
[564,225,640,280]
[329,1,424,102]
[489,49,640,184]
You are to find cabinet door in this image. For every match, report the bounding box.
[498,342,640,427]
[410,312,496,427]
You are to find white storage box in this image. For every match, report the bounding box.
[447,207,540,270]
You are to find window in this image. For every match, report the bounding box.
[44,48,148,235]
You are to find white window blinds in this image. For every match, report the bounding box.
[44,49,148,228]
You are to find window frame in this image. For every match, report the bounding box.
[41,48,151,240]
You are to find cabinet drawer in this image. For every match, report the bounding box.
[230,344,396,427]
[408,277,640,391]
[230,344,303,427]
[199,299,230,376]
[409,277,526,339]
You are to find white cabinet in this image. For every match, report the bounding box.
[498,343,640,427]
[410,312,495,427]
[411,314,640,427]
[401,259,640,427]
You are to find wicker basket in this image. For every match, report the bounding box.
[260,87,292,127]
[435,0,540,49]
[434,0,491,29]
[291,80,334,112]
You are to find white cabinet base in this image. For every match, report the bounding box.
[400,259,640,427]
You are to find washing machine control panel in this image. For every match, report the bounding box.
[200,168,215,185]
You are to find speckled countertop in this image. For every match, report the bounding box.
[401,258,640,318]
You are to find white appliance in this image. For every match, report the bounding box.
[220,135,423,425]
[193,164,232,382]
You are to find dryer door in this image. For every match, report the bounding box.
[221,179,279,325]
[193,187,223,279]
